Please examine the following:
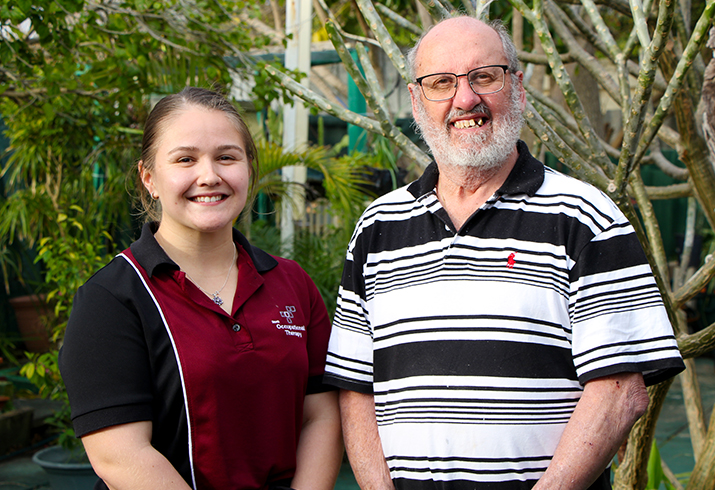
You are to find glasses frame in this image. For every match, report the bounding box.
[415,65,510,102]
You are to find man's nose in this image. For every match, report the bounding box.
[452,76,482,111]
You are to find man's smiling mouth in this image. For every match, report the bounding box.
[453,117,487,129]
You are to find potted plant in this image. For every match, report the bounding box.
[24,349,98,490]
[19,207,114,489]
[8,293,52,353]
[1,237,51,353]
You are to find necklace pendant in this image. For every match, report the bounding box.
[211,293,224,306]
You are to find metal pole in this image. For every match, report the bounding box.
[281,0,312,252]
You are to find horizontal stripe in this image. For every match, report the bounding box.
[373,340,577,380]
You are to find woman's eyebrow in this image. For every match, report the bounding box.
[167,144,245,154]
[168,145,199,155]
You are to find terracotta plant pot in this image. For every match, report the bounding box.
[9,294,52,353]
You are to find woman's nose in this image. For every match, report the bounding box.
[197,159,222,185]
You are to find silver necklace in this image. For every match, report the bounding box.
[185,245,237,306]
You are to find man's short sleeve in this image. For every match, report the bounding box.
[569,224,684,386]
[324,223,375,393]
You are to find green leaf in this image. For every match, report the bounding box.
[646,441,664,489]
[22,362,35,380]
[42,103,55,119]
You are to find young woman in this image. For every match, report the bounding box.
[59,87,343,490]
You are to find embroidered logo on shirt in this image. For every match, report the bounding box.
[507,252,517,269]
[272,305,306,337]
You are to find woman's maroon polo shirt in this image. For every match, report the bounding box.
[60,223,332,489]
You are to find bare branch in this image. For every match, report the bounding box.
[635,1,715,163]
[673,253,715,308]
[649,144,690,181]
[518,49,576,65]
[644,182,692,199]
[678,321,715,358]
[374,3,422,35]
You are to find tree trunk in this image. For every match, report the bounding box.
[613,378,674,490]
[660,49,715,232]
[686,403,715,490]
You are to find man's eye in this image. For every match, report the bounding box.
[430,76,454,87]
[472,73,494,83]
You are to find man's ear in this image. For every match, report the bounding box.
[516,71,526,111]
[408,84,420,116]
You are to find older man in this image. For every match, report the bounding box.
[324,16,684,490]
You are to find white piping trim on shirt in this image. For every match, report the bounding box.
[118,253,197,490]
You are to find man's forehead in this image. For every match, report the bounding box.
[415,19,505,73]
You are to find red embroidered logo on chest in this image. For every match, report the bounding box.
[507,252,517,269]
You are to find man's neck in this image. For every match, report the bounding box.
[435,154,517,231]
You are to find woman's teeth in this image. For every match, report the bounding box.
[193,196,223,203]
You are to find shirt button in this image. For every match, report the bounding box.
[232,324,241,332]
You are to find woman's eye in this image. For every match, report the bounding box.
[218,155,241,164]
[177,156,193,163]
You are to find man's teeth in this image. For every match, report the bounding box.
[453,118,485,129]
[193,196,223,203]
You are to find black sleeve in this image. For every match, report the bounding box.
[59,278,154,437]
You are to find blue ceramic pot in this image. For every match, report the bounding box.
[32,445,98,490]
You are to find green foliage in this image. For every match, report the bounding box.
[0,96,136,243]
[35,206,114,339]
[255,139,376,223]
[646,441,675,490]
[251,62,309,112]
[19,206,113,452]
[0,336,19,367]
[20,350,81,453]
[1,0,268,109]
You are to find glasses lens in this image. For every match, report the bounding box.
[468,66,505,95]
[420,74,458,101]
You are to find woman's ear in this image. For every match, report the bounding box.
[139,161,156,199]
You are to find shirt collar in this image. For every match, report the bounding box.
[129,222,278,278]
[407,140,545,199]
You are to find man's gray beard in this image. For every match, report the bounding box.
[414,85,524,171]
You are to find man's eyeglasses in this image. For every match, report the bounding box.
[415,65,509,102]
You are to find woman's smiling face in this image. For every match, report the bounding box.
[141,105,251,238]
